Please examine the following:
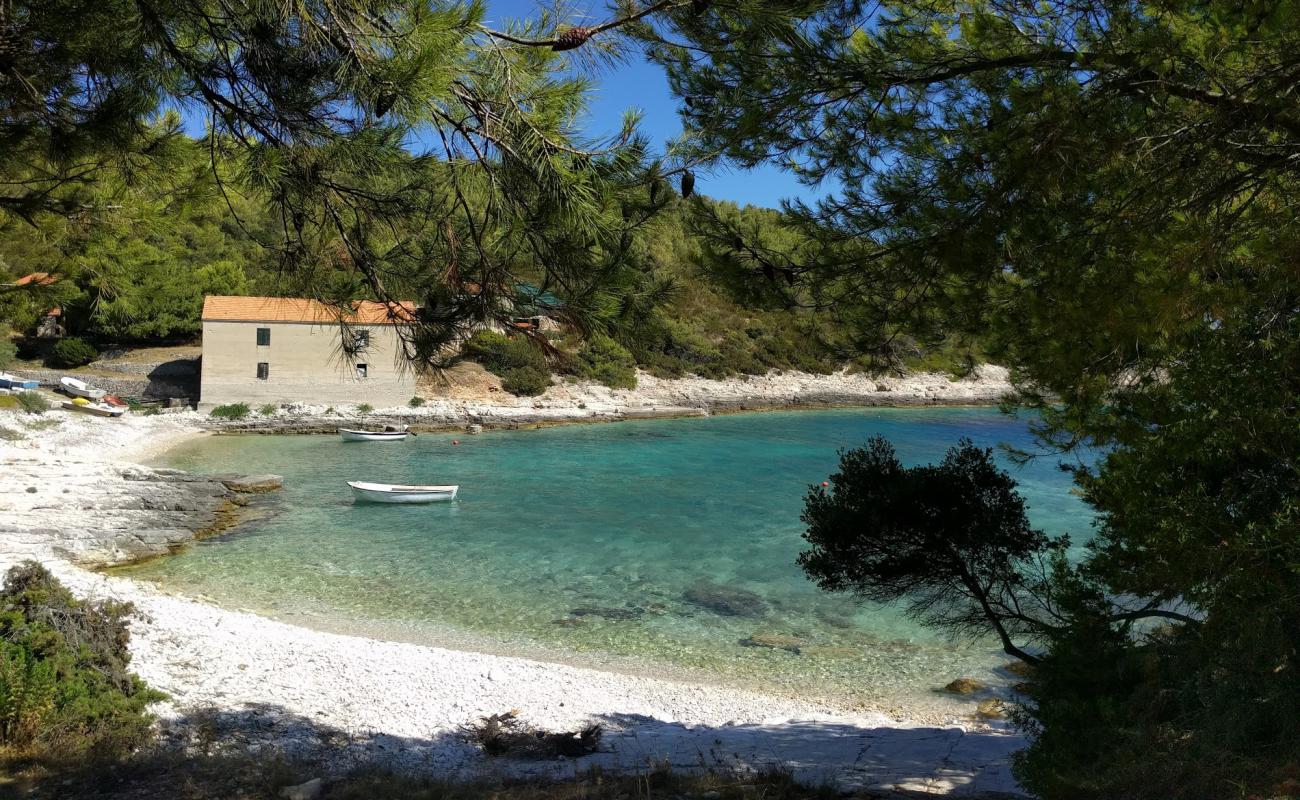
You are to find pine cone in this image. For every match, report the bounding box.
[552,27,593,52]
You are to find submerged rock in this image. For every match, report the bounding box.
[975,699,1006,720]
[568,605,644,621]
[218,474,284,493]
[942,677,987,695]
[796,645,860,658]
[739,633,806,653]
[682,582,769,618]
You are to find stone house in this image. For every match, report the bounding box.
[200,296,418,407]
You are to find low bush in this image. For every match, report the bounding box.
[0,425,23,441]
[0,324,16,370]
[500,366,551,396]
[355,403,373,414]
[45,337,99,369]
[408,396,425,408]
[0,562,163,764]
[575,335,637,389]
[462,711,601,759]
[463,331,553,396]
[209,403,250,420]
[258,404,277,416]
[16,391,48,414]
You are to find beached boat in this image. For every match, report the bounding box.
[61,399,126,417]
[348,481,457,503]
[0,372,38,390]
[60,376,106,400]
[339,426,411,442]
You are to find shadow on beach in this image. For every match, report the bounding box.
[11,704,1025,799]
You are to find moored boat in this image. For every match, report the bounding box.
[0,372,38,390]
[348,481,457,503]
[339,426,411,442]
[60,376,106,400]
[61,399,126,417]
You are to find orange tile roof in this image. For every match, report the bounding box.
[202,296,416,325]
[15,272,58,286]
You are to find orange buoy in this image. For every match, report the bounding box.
[821,481,829,487]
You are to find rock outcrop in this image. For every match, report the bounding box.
[0,458,281,567]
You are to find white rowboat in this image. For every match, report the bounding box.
[339,427,410,442]
[348,481,458,503]
[60,376,106,400]
[61,400,126,418]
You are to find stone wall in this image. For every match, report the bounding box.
[10,368,197,401]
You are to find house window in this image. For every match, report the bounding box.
[354,330,370,349]
[356,363,368,379]
[256,362,269,380]
[256,327,271,346]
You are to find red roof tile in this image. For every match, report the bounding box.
[201,296,416,325]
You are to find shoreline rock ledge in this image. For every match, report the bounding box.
[1,458,281,568]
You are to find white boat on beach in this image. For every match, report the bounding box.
[61,399,126,418]
[339,426,411,442]
[0,372,38,390]
[60,376,106,400]
[348,481,458,504]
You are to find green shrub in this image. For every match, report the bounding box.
[355,403,373,414]
[209,402,250,420]
[0,562,163,763]
[576,335,637,389]
[500,366,552,396]
[463,331,553,396]
[45,337,99,368]
[0,324,15,370]
[16,391,49,415]
[408,396,425,407]
[258,404,277,416]
[0,425,23,441]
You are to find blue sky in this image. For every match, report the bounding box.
[482,0,816,209]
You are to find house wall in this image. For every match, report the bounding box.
[200,320,416,407]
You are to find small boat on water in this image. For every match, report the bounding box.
[339,426,411,442]
[0,372,38,390]
[61,398,126,417]
[60,376,106,400]
[348,481,457,504]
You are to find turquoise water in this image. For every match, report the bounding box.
[119,408,1093,716]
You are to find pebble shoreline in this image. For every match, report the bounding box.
[0,367,1026,796]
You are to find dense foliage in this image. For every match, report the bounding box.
[800,439,1062,665]
[574,335,637,390]
[463,331,553,396]
[0,563,162,763]
[650,0,1300,795]
[0,325,14,370]
[45,338,99,369]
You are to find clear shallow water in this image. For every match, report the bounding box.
[118,408,1093,717]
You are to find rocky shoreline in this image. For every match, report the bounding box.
[0,367,1026,796]
[0,458,280,567]
[203,364,1015,434]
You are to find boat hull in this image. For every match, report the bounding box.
[339,428,409,442]
[348,481,457,503]
[0,373,38,390]
[60,377,106,400]
[61,401,126,417]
